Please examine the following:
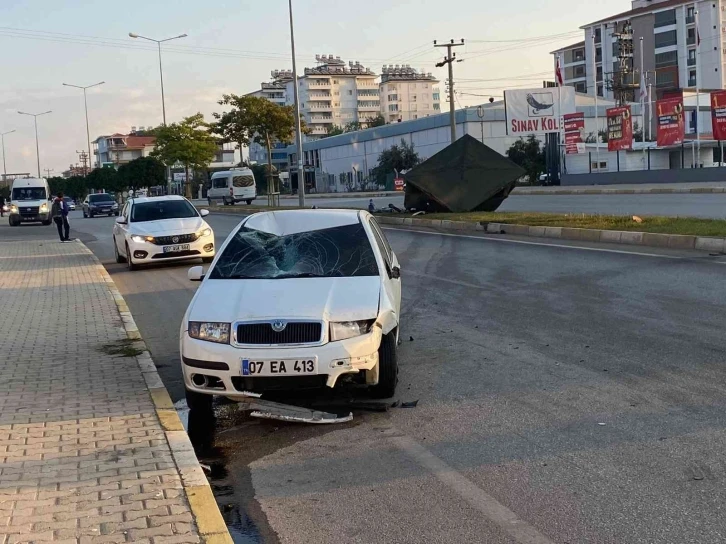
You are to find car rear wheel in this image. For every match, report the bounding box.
[369,331,398,399]
[185,388,213,413]
[89,211,94,218]
[42,219,51,226]
[126,244,138,271]
[246,199,253,205]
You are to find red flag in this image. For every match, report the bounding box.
[555,57,564,86]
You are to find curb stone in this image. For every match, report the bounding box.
[80,242,233,544]
[375,216,726,252]
[511,186,726,195]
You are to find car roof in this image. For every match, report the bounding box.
[130,195,187,204]
[243,209,365,236]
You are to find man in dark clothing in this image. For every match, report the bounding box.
[51,192,70,242]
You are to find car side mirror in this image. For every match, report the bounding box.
[200,209,210,217]
[115,216,127,225]
[390,266,401,279]
[188,266,205,282]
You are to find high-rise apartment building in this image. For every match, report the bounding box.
[285,55,379,141]
[247,70,294,170]
[553,0,726,104]
[379,65,441,123]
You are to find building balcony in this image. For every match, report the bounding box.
[308,104,332,111]
[309,127,329,135]
[308,93,332,100]
[309,116,334,123]
[308,80,331,88]
[358,103,380,110]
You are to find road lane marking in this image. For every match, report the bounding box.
[382,226,707,261]
[388,430,556,544]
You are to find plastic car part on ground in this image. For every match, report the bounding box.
[235,392,353,424]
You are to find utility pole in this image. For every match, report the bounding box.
[435,39,465,143]
[18,110,52,178]
[76,150,89,174]
[288,0,305,208]
[63,82,105,176]
[1,130,15,182]
[43,168,53,178]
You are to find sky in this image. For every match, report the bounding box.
[0,0,626,177]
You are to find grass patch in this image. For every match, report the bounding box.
[419,212,726,238]
[99,339,145,358]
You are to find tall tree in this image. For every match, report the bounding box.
[505,135,545,184]
[364,114,386,128]
[370,139,421,186]
[325,124,345,137]
[86,167,123,193]
[117,157,166,191]
[151,113,218,198]
[212,95,307,194]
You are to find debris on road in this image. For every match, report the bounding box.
[242,398,353,424]
[401,400,419,408]
[632,215,644,223]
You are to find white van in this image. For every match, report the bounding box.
[9,178,52,226]
[208,168,256,205]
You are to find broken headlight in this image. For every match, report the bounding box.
[329,320,374,342]
[188,322,231,344]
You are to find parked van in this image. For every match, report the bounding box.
[208,168,256,205]
[8,178,51,226]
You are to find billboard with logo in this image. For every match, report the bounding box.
[504,87,576,136]
[606,106,633,151]
[563,112,586,154]
[711,91,726,140]
[656,97,685,147]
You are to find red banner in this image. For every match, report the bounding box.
[711,91,726,141]
[656,97,685,146]
[606,106,632,151]
[564,112,585,154]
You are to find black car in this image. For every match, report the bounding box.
[83,193,119,218]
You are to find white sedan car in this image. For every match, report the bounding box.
[180,209,402,412]
[113,195,215,271]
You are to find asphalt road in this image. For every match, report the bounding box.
[9,212,726,544]
[262,193,726,218]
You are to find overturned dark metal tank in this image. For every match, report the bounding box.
[404,134,525,213]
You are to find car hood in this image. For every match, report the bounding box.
[129,217,206,235]
[189,276,381,323]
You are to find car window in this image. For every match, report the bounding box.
[130,200,198,223]
[121,202,129,218]
[12,188,46,200]
[212,177,229,189]
[368,223,391,270]
[209,222,379,280]
[89,194,114,203]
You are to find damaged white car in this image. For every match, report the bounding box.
[180,209,402,411]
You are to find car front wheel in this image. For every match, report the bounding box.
[114,237,126,263]
[126,244,138,271]
[185,388,213,413]
[369,331,398,399]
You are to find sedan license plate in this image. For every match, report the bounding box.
[163,244,190,253]
[241,358,317,376]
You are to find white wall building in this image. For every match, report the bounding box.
[379,65,441,123]
[554,0,726,103]
[285,55,379,141]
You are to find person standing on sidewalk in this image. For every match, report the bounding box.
[51,192,71,242]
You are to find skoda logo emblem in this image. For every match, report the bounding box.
[172,236,179,244]
[271,320,287,332]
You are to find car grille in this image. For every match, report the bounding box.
[236,322,323,345]
[19,206,39,217]
[232,375,328,392]
[151,250,201,259]
[153,233,198,246]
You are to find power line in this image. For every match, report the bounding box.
[467,31,582,44]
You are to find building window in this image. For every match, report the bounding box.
[573,65,586,78]
[686,6,695,23]
[591,160,608,171]
[433,93,440,101]
[597,84,603,97]
[388,104,398,112]
[687,27,696,45]
[654,9,676,28]
[388,94,398,101]
[689,70,697,87]
[348,90,353,95]
[655,30,677,48]
[594,27,602,43]
[333,79,338,84]
[411,95,417,101]
[413,114,418,119]
[595,47,602,62]
[575,82,587,93]
[574,48,585,62]
[655,50,678,67]
[688,48,696,65]
[434,103,440,110]
[411,104,417,111]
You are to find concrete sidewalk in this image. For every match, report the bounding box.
[0,241,230,544]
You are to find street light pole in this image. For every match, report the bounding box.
[288,0,305,208]
[0,130,15,182]
[63,82,105,175]
[129,31,187,193]
[18,111,52,178]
